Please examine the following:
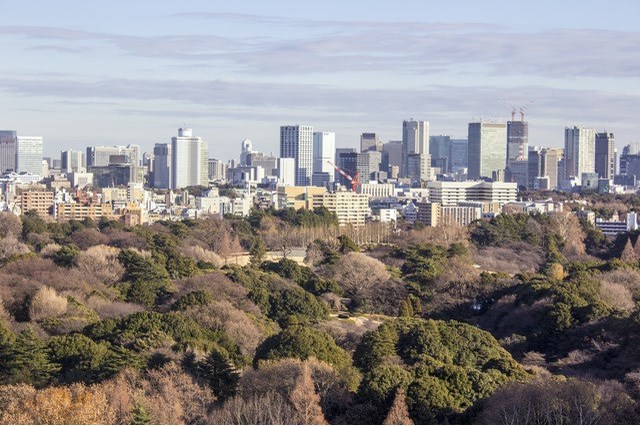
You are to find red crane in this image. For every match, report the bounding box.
[327,161,360,192]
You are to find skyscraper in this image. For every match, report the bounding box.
[280,125,313,186]
[171,128,208,189]
[153,143,171,189]
[16,136,44,175]
[595,132,615,180]
[382,141,402,173]
[61,150,85,173]
[507,121,529,163]
[401,120,429,177]
[541,147,563,190]
[449,139,468,173]
[360,133,381,152]
[564,126,595,179]
[429,135,451,172]
[467,122,507,180]
[312,131,335,185]
[239,139,254,166]
[0,130,17,173]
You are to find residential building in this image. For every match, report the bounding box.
[276,185,326,210]
[467,122,507,180]
[55,202,113,221]
[564,126,595,179]
[595,132,615,180]
[321,190,370,226]
[20,190,54,216]
[280,125,314,186]
[417,201,483,227]
[171,128,208,188]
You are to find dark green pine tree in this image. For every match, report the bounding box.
[12,329,60,387]
[0,323,16,383]
[197,347,240,400]
[398,300,414,318]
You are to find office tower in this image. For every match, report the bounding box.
[429,135,451,172]
[0,130,17,173]
[595,132,615,180]
[564,126,595,179]
[467,122,507,180]
[171,128,208,189]
[16,136,44,175]
[382,141,402,172]
[507,121,529,163]
[527,147,542,189]
[336,150,358,188]
[208,158,227,182]
[360,133,381,152]
[313,131,335,183]
[541,148,562,190]
[280,125,313,186]
[87,145,141,183]
[240,139,254,166]
[61,150,85,173]
[401,120,429,176]
[449,139,468,173]
[247,152,278,176]
[356,150,382,182]
[153,143,171,189]
[407,153,431,184]
[277,157,295,186]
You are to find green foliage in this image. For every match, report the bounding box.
[398,244,448,296]
[21,210,48,240]
[268,286,329,327]
[249,238,267,265]
[470,213,543,247]
[4,328,60,387]
[338,234,360,253]
[354,318,527,422]
[398,300,413,317]
[262,258,341,295]
[196,346,240,400]
[254,326,359,390]
[118,249,173,307]
[52,244,80,268]
[172,290,213,311]
[132,402,153,425]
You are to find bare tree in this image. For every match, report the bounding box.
[383,388,414,425]
[209,392,300,425]
[324,252,391,299]
[290,362,327,425]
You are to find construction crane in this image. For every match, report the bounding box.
[520,100,535,122]
[503,99,516,121]
[327,160,360,192]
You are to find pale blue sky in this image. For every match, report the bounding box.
[1,0,639,160]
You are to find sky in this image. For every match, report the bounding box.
[1,0,639,161]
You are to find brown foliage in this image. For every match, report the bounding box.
[0,236,30,261]
[208,391,299,425]
[548,211,586,260]
[600,268,640,300]
[383,387,414,425]
[71,228,109,250]
[290,362,327,424]
[85,295,144,320]
[179,245,223,267]
[324,252,391,298]
[396,223,470,249]
[29,286,68,321]
[474,242,544,275]
[75,245,125,285]
[0,212,21,238]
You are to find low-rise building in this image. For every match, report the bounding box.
[427,181,517,205]
[276,186,326,210]
[321,190,370,227]
[20,190,54,216]
[417,201,483,227]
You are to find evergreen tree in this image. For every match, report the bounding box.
[398,300,413,318]
[383,388,414,425]
[408,295,423,316]
[290,362,327,425]
[197,347,240,400]
[12,329,59,386]
[131,402,152,425]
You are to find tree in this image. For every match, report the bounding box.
[383,388,414,425]
[249,238,267,265]
[131,402,152,425]
[29,286,68,321]
[290,362,327,424]
[196,346,240,400]
[326,252,391,303]
[398,300,413,318]
[11,329,60,387]
[52,244,79,268]
[0,212,22,238]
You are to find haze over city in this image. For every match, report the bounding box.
[1,0,639,159]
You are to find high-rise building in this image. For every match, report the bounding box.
[208,158,227,182]
[564,126,595,179]
[280,125,313,186]
[467,122,507,180]
[360,133,381,152]
[541,148,563,190]
[312,131,335,184]
[595,132,615,180]
[16,136,44,175]
[336,150,358,188]
[356,150,382,182]
[87,145,141,183]
[247,152,278,176]
[429,135,451,172]
[153,143,171,189]
[239,139,254,166]
[407,153,431,184]
[277,158,295,187]
[382,141,402,173]
[171,128,208,189]
[527,147,542,189]
[0,130,17,173]
[507,121,529,163]
[401,120,429,177]
[61,150,85,173]
[449,139,468,173]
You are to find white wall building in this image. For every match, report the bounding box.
[16,136,43,175]
[280,125,313,186]
[171,128,208,189]
[313,131,335,183]
[564,126,596,179]
[277,157,296,187]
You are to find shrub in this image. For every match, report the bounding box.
[29,287,68,321]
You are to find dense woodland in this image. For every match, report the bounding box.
[1,203,640,424]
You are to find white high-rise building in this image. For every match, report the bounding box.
[171,128,208,189]
[313,131,335,183]
[153,143,171,189]
[280,125,313,186]
[401,120,429,177]
[240,139,254,166]
[61,150,85,173]
[277,157,295,187]
[564,126,596,179]
[16,136,44,175]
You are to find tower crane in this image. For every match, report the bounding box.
[520,100,535,122]
[327,160,360,192]
[503,99,516,121]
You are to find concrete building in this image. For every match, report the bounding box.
[541,147,563,190]
[61,150,85,173]
[360,133,381,152]
[321,190,370,226]
[87,145,142,183]
[427,181,518,205]
[417,201,483,227]
[207,158,227,182]
[153,143,172,189]
[449,138,468,173]
[277,158,296,187]
[312,131,335,184]
[276,185,326,210]
[429,135,450,172]
[0,131,17,173]
[20,190,54,216]
[280,125,314,186]
[468,122,507,180]
[402,120,429,177]
[359,183,395,198]
[595,212,638,236]
[595,132,615,180]
[171,128,208,189]
[16,136,44,176]
[336,151,358,188]
[382,141,402,173]
[239,139,254,166]
[407,153,431,185]
[564,126,595,179]
[55,202,113,221]
[357,150,382,182]
[247,152,278,176]
[507,121,528,163]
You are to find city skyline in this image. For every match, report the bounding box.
[1,1,639,160]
